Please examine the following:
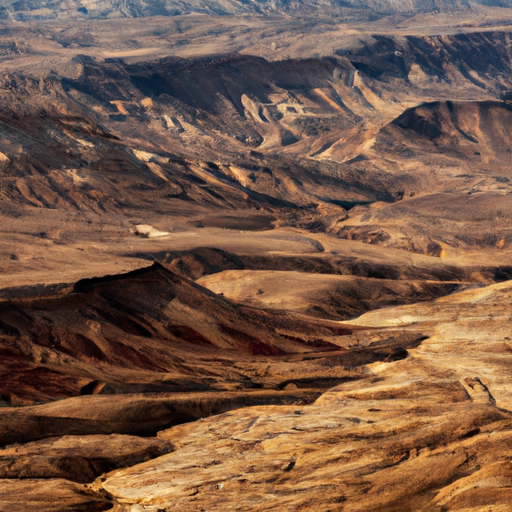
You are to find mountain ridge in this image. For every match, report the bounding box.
[0,0,505,20]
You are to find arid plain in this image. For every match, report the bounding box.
[1,1,512,510]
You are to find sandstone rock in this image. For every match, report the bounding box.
[0,434,173,482]
[0,479,112,512]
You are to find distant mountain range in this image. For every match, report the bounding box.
[0,0,510,19]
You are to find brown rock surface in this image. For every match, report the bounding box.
[2,3,512,511]
[0,434,173,482]
[93,281,512,511]
[197,269,463,319]
[0,478,112,512]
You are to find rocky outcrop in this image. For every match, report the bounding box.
[91,280,512,511]
[0,434,173,482]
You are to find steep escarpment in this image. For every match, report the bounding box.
[375,100,512,172]
[2,31,512,227]
[3,46,512,259]
[332,98,512,253]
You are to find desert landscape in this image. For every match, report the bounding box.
[1,0,512,510]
